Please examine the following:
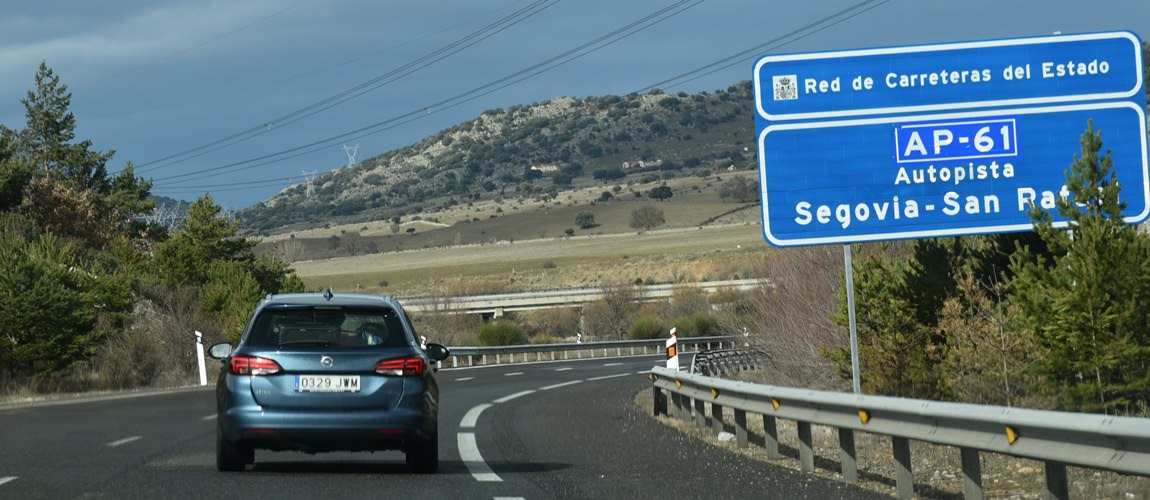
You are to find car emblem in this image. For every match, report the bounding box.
[320,356,334,368]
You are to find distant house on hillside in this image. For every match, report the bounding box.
[622,159,663,169]
[530,163,560,173]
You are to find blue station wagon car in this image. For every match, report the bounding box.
[208,291,450,473]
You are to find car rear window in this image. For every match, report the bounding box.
[244,306,410,349]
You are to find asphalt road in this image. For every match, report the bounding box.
[0,355,887,499]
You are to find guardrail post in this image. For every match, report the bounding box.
[734,409,748,448]
[694,398,707,428]
[712,403,725,435]
[1044,462,1068,500]
[960,447,983,500]
[893,436,914,499]
[763,414,780,460]
[798,421,814,473]
[839,428,857,484]
[672,393,690,422]
[652,384,666,416]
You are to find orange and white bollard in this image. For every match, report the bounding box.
[665,327,679,370]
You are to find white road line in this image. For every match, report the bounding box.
[504,372,524,377]
[587,373,630,382]
[554,367,573,372]
[201,414,217,421]
[455,377,476,382]
[603,362,623,367]
[540,380,581,391]
[458,432,502,482]
[636,369,653,374]
[461,403,492,429]
[494,390,535,404]
[106,436,142,447]
[0,477,17,487]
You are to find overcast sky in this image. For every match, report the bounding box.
[2,0,1147,210]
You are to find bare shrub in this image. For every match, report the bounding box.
[519,307,582,340]
[407,291,483,347]
[581,283,638,340]
[716,246,847,390]
[665,285,710,319]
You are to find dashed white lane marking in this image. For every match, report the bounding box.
[458,432,501,482]
[540,380,581,391]
[455,377,476,382]
[554,367,573,372]
[201,414,217,421]
[106,436,142,447]
[461,404,493,429]
[603,362,623,367]
[0,476,17,487]
[504,372,524,377]
[587,373,630,382]
[494,390,535,404]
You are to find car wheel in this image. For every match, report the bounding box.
[405,431,439,474]
[216,425,253,472]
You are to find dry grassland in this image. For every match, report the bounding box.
[292,222,768,296]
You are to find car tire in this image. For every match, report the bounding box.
[216,425,254,472]
[405,430,439,474]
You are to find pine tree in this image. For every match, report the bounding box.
[1010,121,1150,414]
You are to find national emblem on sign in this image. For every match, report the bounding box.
[772,75,798,101]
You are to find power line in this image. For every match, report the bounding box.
[137,0,559,174]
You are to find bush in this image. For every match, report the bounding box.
[627,315,666,340]
[477,320,527,346]
[672,314,719,337]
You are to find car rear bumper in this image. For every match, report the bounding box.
[219,406,436,452]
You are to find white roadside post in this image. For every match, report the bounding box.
[195,331,208,386]
[665,327,679,370]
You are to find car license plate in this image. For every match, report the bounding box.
[296,375,361,392]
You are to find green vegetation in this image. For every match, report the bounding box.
[0,64,302,392]
[630,206,665,232]
[478,320,527,346]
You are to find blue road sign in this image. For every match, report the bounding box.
[757,102,1148,246]
[753,31,1148,247]
[754,31,1144,122]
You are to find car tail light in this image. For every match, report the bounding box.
[374,356,426,377]
[230,355,283,375]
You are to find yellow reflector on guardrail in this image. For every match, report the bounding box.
[675,379,682,389]
[1006,425,1020,445]
[771,398,780,410]
[859,409,871,424]
[712,388,719,399]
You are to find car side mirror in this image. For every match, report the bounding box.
[424,343,450,361]
[208,342,233,360]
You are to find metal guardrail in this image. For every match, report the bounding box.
[441,336,733,368]
[689,347,769,377]
[650,366,1150,500]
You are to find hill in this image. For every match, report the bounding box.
[239,81,758,235]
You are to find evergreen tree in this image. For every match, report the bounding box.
[153,194,255,286]
[1010,121,1150,414]
[831,244,941,398]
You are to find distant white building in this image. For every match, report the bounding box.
[622,159,663,169]
[531,163,560,173]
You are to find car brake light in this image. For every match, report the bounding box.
[374,357,426,377]
[230,355,283,375]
